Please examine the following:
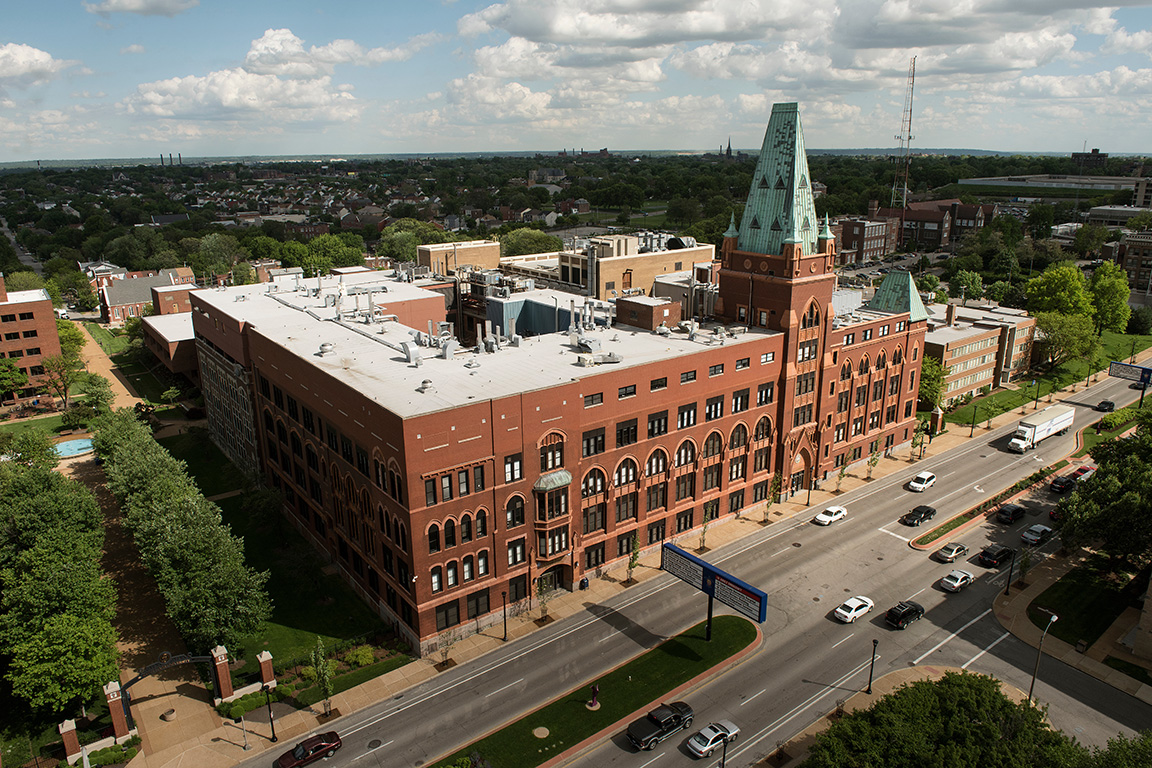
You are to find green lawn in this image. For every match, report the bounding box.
[157,428,245,497]
[110,352,168,402]
[433,615,757,768]
[1027,554,1146,648]
[1104,656,1152,687]
[84,322,130,355]
[0,414,67,437]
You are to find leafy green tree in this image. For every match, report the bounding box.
[801,672,1088,768]
[56,319,87,357]
[1026,204,1054,240]
[984,280,1012,304]
[4,272,45,292]
[1033,311,1096,369]
[1127,211,1152,232]
[1089,261,1131,335]
[7,613,119,712]
[299,254,332,277]
[1072,223,1109,257]
[1086,730,1152,767]
[500,228,563,258]
[39,353,85,409]
[311,636,334,715]
[918,356,946,408]
[0,358,29,400]
[914,274,939,293]
[79,373,115,414]
[232,261,257,285]
[4,430,59,470]
[666,197,701,227]
[308,233,363,268]
[1026,262,1094,317]
[1128,305,1152,335]
[949,270,983,305]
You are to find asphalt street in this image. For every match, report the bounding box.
[240,373,1151,768]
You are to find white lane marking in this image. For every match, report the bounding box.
[962,632,1011,669]
[639,752,665,768]
[598,633,613,643]
[908,587,927,599]
[485,678,524,698]
[878,527,911,542]
[741,688,767,706]
[913,608,992,664]
[352,740,393,761]
[770,547,792,558]
[830,632,855,650]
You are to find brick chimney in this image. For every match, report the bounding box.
[0,273,7,303]
[868,200,879,218]
[946,303,957,326]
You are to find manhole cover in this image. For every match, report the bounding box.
[877,557,884,561]
[533,727,550,739]
[792,542,802,547]
[812,597,820,602]
[368,740,382,749]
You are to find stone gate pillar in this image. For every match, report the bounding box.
[212,645,233,700]
[58,720,80,762]
[104,681,130,739]
[257,650,276,688]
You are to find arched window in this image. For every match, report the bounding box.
[444,519,456,548]
[755,417,772,440]
[263,410,274,433]
[676,441,696,467]
[290,432,302,457]
[841,362,852,381]
[463,555,474,582]
[431,566,442,593]
[893,346,903,365]
[506,496,525,528]
[475,509,488,537]
[615,459,637,486]
[460,514,473,543]
[398,523,407,552]
[428,524,441,554]
[703,432,723,458]
[647,450,668,476]
[729,424,748,449]
[877,351,887,368]
[582,469,606,497]
[801,303,820,329]
[446,561,458,587]
[859,356,870,375]
[913,345,919,361]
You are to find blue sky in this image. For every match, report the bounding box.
[2,0,1151,162]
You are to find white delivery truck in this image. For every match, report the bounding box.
[1007,404,1075,453]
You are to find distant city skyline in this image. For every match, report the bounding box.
[2,1,1151,164]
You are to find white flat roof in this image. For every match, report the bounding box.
[1,288,50,306]
[143,312,194,343]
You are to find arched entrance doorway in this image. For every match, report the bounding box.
[538,564,567,593]
[789,447,812,496]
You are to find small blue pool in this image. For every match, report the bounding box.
[54,438,94,458]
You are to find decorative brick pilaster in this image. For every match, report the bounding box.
[104,682,130,739]
[212,645,233,700]
[59,720,80,761]
[257,650,276,688]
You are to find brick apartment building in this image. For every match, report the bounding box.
[193,103,928,654]
[100,267,195,325]
[923,303,1035,406]
[0,274,63,405]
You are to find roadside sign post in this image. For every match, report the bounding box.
[1108,361,1152,409]
[661,544,768,640]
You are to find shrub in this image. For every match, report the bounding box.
[344,645,376,668]
[1101,407,1135,431]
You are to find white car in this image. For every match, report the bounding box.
[686,720,740,758]
[941,569,974,592]
[1021,524,1053,545]
[813,506,848,526]
[833,596,875,623]
[908,471,936,492]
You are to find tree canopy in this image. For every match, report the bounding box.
[1033,311,1096,369]
[1026,263,1094,317]
[1089,262,1131,335]
[500,227,564,258]
[918,356,946,408]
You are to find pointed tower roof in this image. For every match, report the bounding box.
[819,213,833,240]
[737,102,818,256]
[866,271,929,323]
[723,212,739,239]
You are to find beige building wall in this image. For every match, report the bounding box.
[418,241,502,273]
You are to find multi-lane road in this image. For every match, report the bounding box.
[241,374,1150,768]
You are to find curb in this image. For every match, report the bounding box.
[906,471,1057,551]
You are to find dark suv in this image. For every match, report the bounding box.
[885,601,925,630]
[900,505,937,526]
[996,503,1026,523]
[627,702,693,750]
[978,545,1015,568]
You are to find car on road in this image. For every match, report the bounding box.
[978,545,1015,568]
[274,732,342,768]
[1021,524,1053,545]
[900,505,937,526]
[627,702,693,750]
[1050,475,1075,493]
[907,471,936,492]
[941,569,975,592]
[686,720,740,758]
[996,503,1026,523]
[813,506,848,526]
[1096,400,1115,412]
[833,595,875,623]
[885,600,925,629]
[1131,381,1147,391]
[935,542,969,563]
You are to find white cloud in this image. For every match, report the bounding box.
[244,28,441,78]
[0,43,79,91]
[445,74,553,123]
[1106,26,1152,56]
[84,0,198,16]
[120,44,145,55]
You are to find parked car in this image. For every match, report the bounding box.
[813,506,848,526]
[907,471,936,492]
[627,702,693,750]
[1069,465,1096,484]
[996,503,1026,523]
[275,732,342,768]
[1096,400,1115,412]
[1050,475,1075,493]
[900,505,937,526]
[935,542,969,563]
[940,569,974,592]
[885,600,925,629]
[1021,524,1053,545]
[686,720,740,758]
[833,596,875,623]
[978,545,1015,568]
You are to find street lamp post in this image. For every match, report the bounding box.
[866,639,878,694]
[807,477,814,507]
[263,685,277,743]
[1004,550,1017,596]
[1029,611,1059,704]
[970,404,979,437]
[501,590,508,641]
[719,734,730,767]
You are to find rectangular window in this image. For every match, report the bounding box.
[425,479,437,507]
[17,312,32,321]
[703,464,721,491]
[879,325,889,337]
[648,520,666,545]
[754,447,770,472]
[869,411,881,430]
[835,423,847,443]
[793,403,813,427]
[728,490,745,514]
[676,507,694,533]
[838,390,851,413]
[736,357,750,370]
[508,538,526,566]
[615,492,638,522]
[583,503,606,534]
[677,403,697,429]
[681,370,696,384]
[795,372,816,396]
[585,543,606,568]
[618,384,636,399]
[855,385,867,407]
[703,499,719,522]
[504,454,523,483]
[435,600,460,631]
[540,443,563,471]
[582,428,605,458]
[675,473,695,501]
[852,417,864,436]
[904,400,914,418]
[646,482,667,512]
[21,330,37,339]
[458,469,470,497]
[709,364,724,377]
[440,475,453,502]
[761,352,775,364]
[757,382,774,406]
[863,328,873,341]
[648,410,668,438]
[273,386,284,410]
[729,456,746,481]
[886,404,898,424]
[844,333,855,345]
[466,589,490,620]
[798,340,818,362]
[872,380,884,401]
[705,396,724,421]
[302,407,315,434]
[584,392,603,407]
[286,396,298,422]
[753,480,768,502]
[732,388,749,413]
[617,534,634,558]
[651,377,667,391]
[508,574,528,602]
[616,419,638,447]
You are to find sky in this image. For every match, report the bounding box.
[2,0,1151,163]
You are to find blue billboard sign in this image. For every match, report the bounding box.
[661,543,768,623]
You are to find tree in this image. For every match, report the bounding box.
[866,450,881,479]
[918,356,946,408]
[1126,211,1152,233]
[1089,261,1131,335]
[0,358,28,400]
[7,613,119,712]
[949,271,983,305]
[4,272,44,292]
[1072,223,1109,257]
[666,197,701,227]
[801,672,1088,768]
[536,576,553,619]
[79,373,115,414]
[763,473,782,522]
[39,353,86,409]
[627,532,640,582]
[984,280,1012,304]
[5,430,59,470]
[232,261,257,285]
[500,228,563,258]
[1033,311,1096,369]
[1026,203,1054,240]
[836,464,848,491]
[56,318,87,357]
[1026,262,1094,317]
[914,274,939,293]
[1129,305,1152,336]
[311,636,334,715]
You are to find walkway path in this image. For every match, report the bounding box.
[77,323,142,409]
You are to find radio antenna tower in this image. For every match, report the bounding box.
[890,56,916,211]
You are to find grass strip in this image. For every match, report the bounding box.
[432,614,756,768]
[292,655,413,707]
[1026,554,1146,648]
[1104,656,1152,688]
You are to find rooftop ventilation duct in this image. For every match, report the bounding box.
[317,342,335,357]
[417,379,435,394]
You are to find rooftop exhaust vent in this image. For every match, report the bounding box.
[417,379,435,394]
[318,342,335,357]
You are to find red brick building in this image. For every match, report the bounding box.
[0,274,63,405]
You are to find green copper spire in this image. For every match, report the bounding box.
[737,102,818,256]
[723,212,739,239]
[819,213,832,240]
[867,270,929,323]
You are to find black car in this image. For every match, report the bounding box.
[1096,400,1115,412]
[996,503,1026,523]
[627,702,694,750]
[900,505,937,526]
[1050,476,1075,493]
[978,545,1015,568]
[885,601,925,630]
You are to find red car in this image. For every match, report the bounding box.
[275,732,342,767]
